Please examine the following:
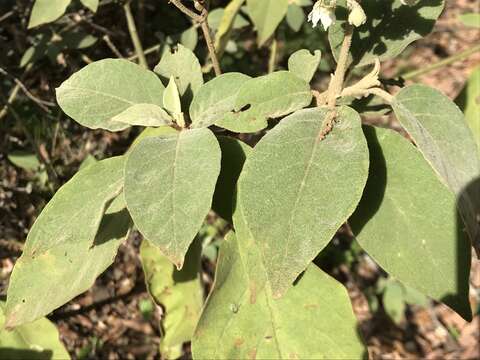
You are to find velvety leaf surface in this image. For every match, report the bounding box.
[5,157,131,327]
[112,104,172,127]
[212,136,252,223]
[124,128,221,268]
[140,239,203,359]
[393,85,480,255]
[0,302,70,359]
[154,44,203,105]
[287,49,321,83]
[28,0,71,28]
[238,107,369,297]
[192,231,365,359]
[190,73,251,128]
[329,0,444,67]
[350,126,472,321]
[246,0,289,46]
[56,59,165,131]
[216,71,312,133]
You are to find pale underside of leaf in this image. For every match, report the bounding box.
[112,103,172,127]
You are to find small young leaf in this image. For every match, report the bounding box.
[124,128,221,268]
[163,76,183,116]
[392,85,480,255]
[56,59,165,131]
[350,126,472,321]
[180,26,198,51]
[80,0,99,12]
[5,157,131,327]
[190,72,251,128]
[28,0,72,28]
[237,107,369,297]
[216,71,312,133]
[212,136,252,223]
[382,281,406,324]
[192,232,365,359]
[154,44,204,105]
[0,302,70,359]
[329,0,445,67]
[246,0,289,46]
[459,12,480,28]
[140,239,203,359]
[112,104,172,127]
[288,49,321,83]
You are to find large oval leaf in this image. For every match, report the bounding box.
[350,126,472,321]
[140,239,203,359]
[392,85,480,255]
[237,106,369,297]
[329,0,444,67]
[189,72,251,128]
[28,0,71,28]
[192,231,365,359]
[0,302,70,359]
[124,128,221,268]
[5,157,131,327]
[216,71,312,133]
[56,59,165,131]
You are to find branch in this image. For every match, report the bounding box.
[169,0,221,76]
[124,2,148,68]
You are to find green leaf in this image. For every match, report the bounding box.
[129,126,179,150]
[180,26,198,51]
[112,104,172,127]
[140,239,203,359]
[163,76,183,117]
[212,136,252,223]
[0,302,70,359]
[456,66,480,150]
[212,0,246,57]
[382,280,406,324]
[7,151,41,171]
[459,13,480,28]
[190,72,251,128]
[246,0,289,46]
[329,0,445,67]
[216,71,312,133]
[237,107,369,297]
[124,128,221,268]
[154,44,204,106]
[287,49,321,83]
[286,4,305,32]
[192,231,365,359]
[350,126,472,321]
[392,85,480,255]
[5,157,131,327]
[80,0,99,12]
[208,7,249,31]
[28,0,72,28]
[56,59,165,131]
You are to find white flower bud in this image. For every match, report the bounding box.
[308,1,336,30]
[347,0,366,27]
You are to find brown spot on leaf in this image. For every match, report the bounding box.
[304,303,319,310]
[234,338,244,348]
[248,348,257,360]
[289,352,299,359]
